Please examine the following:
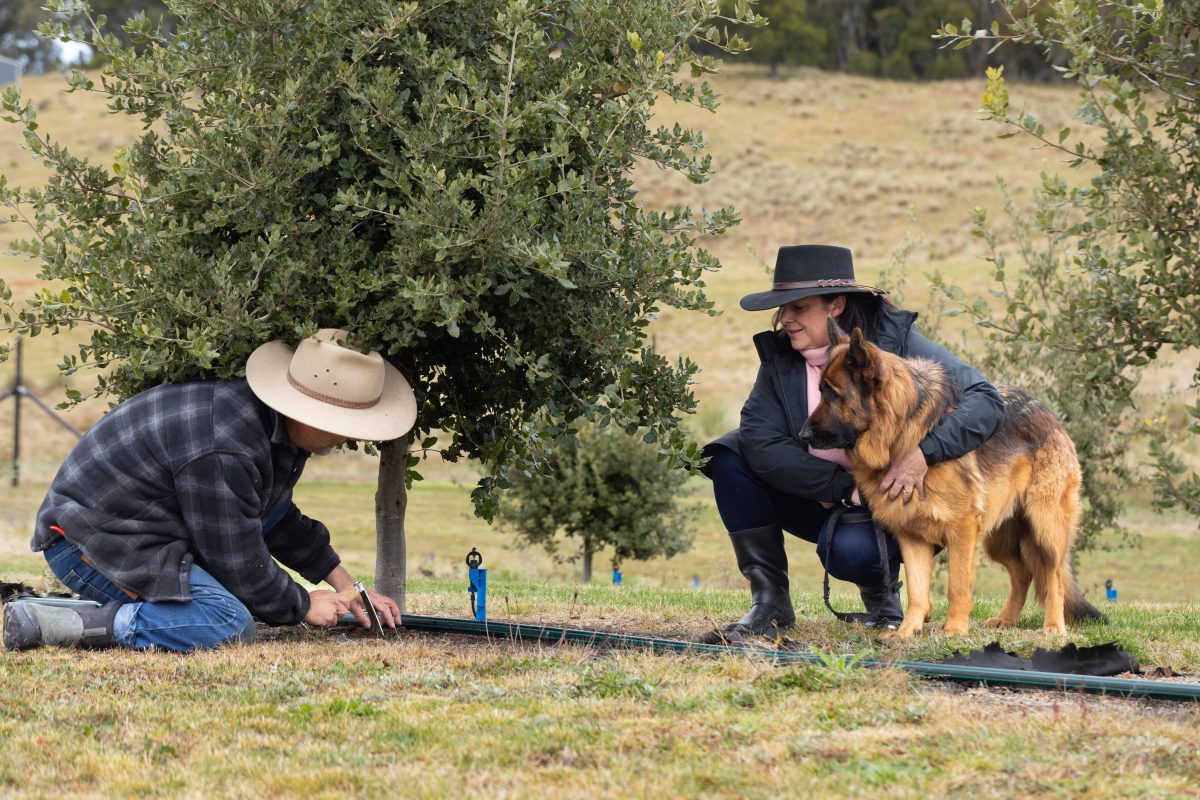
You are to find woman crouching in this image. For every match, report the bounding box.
[702,245,1004,639]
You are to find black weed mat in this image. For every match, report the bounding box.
[941,641,1141,677]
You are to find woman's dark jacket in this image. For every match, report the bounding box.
[706,307,1005,504]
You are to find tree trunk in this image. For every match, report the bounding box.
[581,545,593,583]
[375,433,411,610]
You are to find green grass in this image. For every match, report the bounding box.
[2,615,1198,798]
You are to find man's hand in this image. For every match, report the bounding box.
[305,589,350,627]
[880,446,928,503]
[342,586,402,630]
[322,565,401,630]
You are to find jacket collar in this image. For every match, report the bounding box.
[752,330,791,362]
[256,399,293,447]
[875,306,918,353]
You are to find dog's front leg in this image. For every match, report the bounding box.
[883,539,936,640]
[943,519,981,635]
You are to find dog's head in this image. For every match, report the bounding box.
[797,317,885,451]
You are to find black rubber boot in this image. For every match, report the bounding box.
[2,600,121,651]
[706,525,795,643]
[840,586,904,630]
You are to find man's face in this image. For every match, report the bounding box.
[285,418,351,455]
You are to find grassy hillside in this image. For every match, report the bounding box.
[0,65,1086,421]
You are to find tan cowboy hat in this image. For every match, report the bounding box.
[246,329,417,441]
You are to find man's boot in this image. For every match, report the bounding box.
[2,601,121,651]
[840,586,904,630]
[712,525,795,641]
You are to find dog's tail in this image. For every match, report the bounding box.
[1064,564,1106,624]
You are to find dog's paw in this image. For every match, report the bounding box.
[984,616,1014,628]
[942,621,970,636]
[1040,622,1067,635]
[880,624,922,641]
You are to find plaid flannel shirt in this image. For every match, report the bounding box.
[31,380,340,625]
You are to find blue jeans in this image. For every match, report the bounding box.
[706,446,901,588]
[43,535,256,652]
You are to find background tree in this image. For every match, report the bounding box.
[723,0,830,75]
[934,0,1200,543]
[709,0,1058,80]
[0,1,173,73]
[0,0,761,608]
[0,2,58,73]
[502,424,695,582]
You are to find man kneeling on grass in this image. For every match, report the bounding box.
[3,330,415,653]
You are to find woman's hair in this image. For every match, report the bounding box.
[771,293,896,343]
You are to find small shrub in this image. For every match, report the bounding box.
[502,423,696,582]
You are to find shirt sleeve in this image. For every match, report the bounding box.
[903,327,1005,465]
[262,503,341,584]
[174,452,311,625]
[740,363,857,504]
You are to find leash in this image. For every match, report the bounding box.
[822,503,902,621]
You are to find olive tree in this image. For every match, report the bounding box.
[934,1,1200,542]
[0,0,760,607]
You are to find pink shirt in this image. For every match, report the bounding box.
[801,346,853,471]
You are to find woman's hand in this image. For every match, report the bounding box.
[304,589,350,627]
[880,446,928,503]
[825,487,862,510]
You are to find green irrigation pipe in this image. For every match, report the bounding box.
[396,614,1200,702]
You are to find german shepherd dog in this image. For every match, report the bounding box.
[799,319,1102,638]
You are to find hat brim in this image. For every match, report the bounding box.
[739,286,880,312]
[245,341,417,441]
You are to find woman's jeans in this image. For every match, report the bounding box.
[707,447,900,588]
[43,535,256,653]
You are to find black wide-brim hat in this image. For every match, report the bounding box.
[739,245,885,312]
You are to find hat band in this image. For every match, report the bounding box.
[772,279,885,294]
[287,370,382,410]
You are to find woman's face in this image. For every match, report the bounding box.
[777,295,845,352]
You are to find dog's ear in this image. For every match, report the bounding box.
[846,327,875,373]
[826,316,847,347]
